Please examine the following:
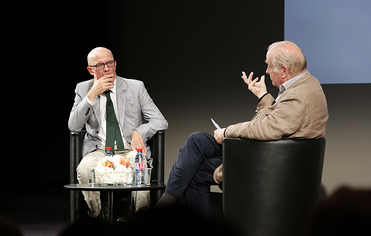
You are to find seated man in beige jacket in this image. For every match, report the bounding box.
[156,41,329,216]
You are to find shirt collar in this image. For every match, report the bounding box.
[111,78,117,94]
[104,77,117,95]
[279,70,307,94]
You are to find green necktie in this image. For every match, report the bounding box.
[104,90,125,151]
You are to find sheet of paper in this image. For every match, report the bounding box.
[211,118,221,130]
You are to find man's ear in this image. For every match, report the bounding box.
[87,67,94,75]
[282,66,289,79]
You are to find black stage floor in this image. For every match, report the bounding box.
[0,184,70,236]
[0,184,224,236]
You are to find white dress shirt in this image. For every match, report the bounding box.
[87,79,131,151]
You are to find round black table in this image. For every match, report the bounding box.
[64,183,166,224]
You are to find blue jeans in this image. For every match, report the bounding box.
[166,132,223,216]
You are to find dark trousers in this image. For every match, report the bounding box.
[166,132,223,216]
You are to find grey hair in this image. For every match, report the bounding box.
[268,41,307,75]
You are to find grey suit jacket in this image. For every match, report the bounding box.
[68,76,168,159]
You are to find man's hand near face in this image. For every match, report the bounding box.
[87,73,115,102]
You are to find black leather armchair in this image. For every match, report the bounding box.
[69,130,166,223]
[222,138,326,236]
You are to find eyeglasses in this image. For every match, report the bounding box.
[89,60,116,70]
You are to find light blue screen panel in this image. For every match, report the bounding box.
[285,0,371,84]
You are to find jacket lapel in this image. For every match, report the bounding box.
[116,76,127,136]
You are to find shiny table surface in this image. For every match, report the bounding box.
[64,182,166,191]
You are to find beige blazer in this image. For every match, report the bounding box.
[213,71,329,184]
[225,71,328,140]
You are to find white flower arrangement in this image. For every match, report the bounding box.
[94,155,134,185]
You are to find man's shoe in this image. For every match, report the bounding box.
[117,217,128,223]
[88,211,105,221]
[213,164,223,184]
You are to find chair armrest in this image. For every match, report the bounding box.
[148,130,166,184]
[69,131,86,184]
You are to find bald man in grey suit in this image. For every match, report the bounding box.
[69,47,168,218]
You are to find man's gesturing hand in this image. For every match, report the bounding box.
[87,73,115,102]
[241,71,267,99]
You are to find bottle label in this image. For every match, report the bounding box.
[139,163,145,171]
[135,163,145,171]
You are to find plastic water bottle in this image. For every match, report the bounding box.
[141,151,146,185]
[106,147,113,157]
[135,149,143,186]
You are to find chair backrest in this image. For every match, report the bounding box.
[69,130,86,185]
[222,138,326,236]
